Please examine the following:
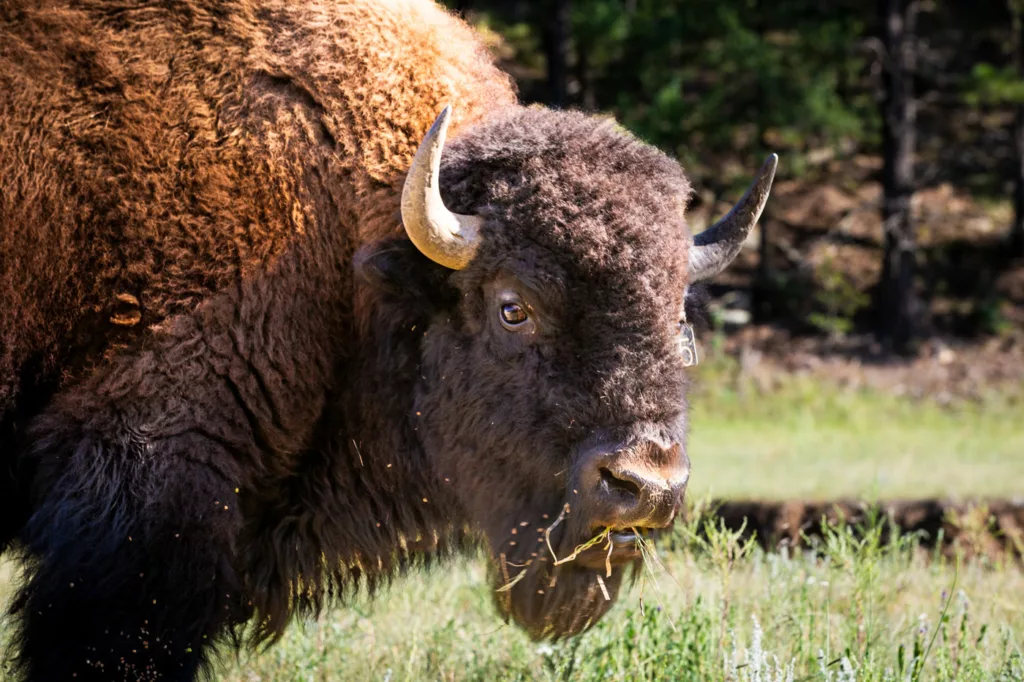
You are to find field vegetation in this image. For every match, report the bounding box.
[684,348,1024,501]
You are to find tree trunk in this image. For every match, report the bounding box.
[545,0,571,108]
[1012,2,1024,255]
[876,0,918,353]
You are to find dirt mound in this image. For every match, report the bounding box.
[706,499,1024,562]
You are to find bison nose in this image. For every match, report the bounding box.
[582,442,689,530]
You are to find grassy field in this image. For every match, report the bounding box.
[685,356,1024,501]
[2,356,1023,680]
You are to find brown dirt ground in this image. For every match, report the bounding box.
[716,325,1024,403]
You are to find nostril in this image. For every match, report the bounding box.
[599,467,641,502]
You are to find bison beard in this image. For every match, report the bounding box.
[492,548,633,639]
[485,501,643,639]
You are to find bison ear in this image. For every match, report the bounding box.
[354,236,453,303]
[683,284,711,334]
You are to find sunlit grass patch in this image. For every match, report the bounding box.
[686,350,1024,501]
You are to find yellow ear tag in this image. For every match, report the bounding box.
[679,323,699,367]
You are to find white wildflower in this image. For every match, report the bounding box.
[725,615,795,682]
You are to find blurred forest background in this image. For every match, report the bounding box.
[442,0,1024,394]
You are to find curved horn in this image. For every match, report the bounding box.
[689,154,778,283]
[401,105,483,270]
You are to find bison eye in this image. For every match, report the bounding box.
[499,302,528,328]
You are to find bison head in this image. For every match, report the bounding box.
[356,106,775,639]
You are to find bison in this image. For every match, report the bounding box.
[0,0,775,679]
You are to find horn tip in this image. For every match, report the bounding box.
[426,105,454,139]
[763,153,779,172]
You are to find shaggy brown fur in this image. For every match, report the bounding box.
[0,1,704,680]
[0,0,512,554]
[0,0,512,429]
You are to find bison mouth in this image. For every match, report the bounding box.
[571,529,646,570]
[487,519,658,639]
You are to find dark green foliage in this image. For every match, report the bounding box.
[447,0,872,179]
[597,2,869,164]
[808,256,871,336]
[967,63,1024,107]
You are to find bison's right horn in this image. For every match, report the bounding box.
[401,105,483,270]
[688,154,778,283]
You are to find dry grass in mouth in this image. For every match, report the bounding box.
[496,506,617,594]
[550,527,612,567]
[496,504,673,602]
[538,503,612,569]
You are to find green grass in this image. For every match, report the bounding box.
[688,390,1024,501]
[3,352,1023,680]
[686,349,1024,501]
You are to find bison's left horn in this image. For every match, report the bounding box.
[688,154,778,283]
[401,105,483,270]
